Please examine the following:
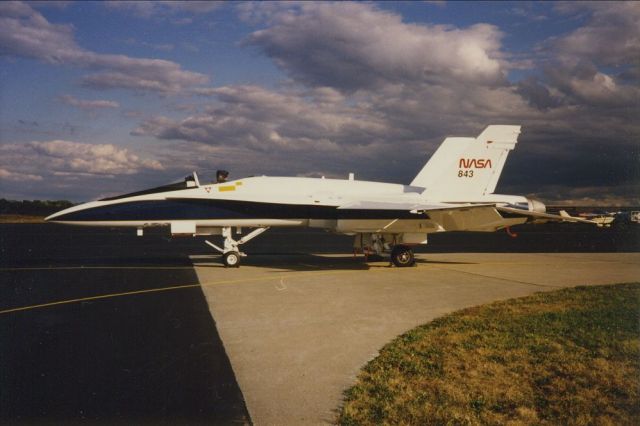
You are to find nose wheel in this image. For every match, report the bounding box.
[222,251,241,268]
[391,245,415,267]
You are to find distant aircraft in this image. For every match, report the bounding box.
[47,125,595,267]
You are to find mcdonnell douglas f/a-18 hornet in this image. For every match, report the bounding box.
[47,125,595,267]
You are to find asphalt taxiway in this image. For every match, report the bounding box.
[0,224,249,425]
[1,223,638,424]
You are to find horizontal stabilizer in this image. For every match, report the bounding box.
[496,206,596,224]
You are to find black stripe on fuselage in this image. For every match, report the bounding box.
[55,199,427,222]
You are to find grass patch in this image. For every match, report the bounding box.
[337,283,640,425]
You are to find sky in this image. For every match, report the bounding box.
[0,1,638,205]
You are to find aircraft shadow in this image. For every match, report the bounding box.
[194,253,476,272]
[3,253,474,271]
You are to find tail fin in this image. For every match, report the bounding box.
[411,125,521,199]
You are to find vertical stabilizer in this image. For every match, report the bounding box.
[411,125,521,199]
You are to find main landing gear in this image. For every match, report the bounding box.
[205,226,269,267]
[390,245,415,267]
[354,234,416,267]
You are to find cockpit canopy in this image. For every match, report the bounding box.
[99,172,201,201]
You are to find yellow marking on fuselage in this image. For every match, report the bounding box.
[219,185,236,192]
[235,181,243,186]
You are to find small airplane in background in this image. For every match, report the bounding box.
[47,125,595,267]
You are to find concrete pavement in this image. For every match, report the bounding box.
[192,252,640,425]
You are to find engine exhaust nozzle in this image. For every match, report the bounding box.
[527,198,546,214]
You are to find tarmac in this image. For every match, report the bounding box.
[192,252,640,425]
[1,223,639,424]
[0,224,250,424]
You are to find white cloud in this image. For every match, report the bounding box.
[59,94,119,110]
[0,140,172,201]
[132,85,392,152]
[0,168,43,181]
[244,2,509,91]
[0,140,163,177]
[0,2,210,94]
[551,2,640,68]
[532,2,640,108]
[105,1,222,18]
[0,1,79,63]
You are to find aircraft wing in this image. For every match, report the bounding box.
[337,200,495,212]
[338,201,513,232]
[496,206,596,224]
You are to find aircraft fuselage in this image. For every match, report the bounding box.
[46,175,530,235]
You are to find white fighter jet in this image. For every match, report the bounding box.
[46,125,593,267]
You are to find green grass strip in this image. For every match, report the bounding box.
[337,283,640,425]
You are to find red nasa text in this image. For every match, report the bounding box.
[459,158,492,169]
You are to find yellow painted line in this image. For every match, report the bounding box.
[0,266,194,272]
[0,265,406,316]
[425,264,564,289]
[0,283,202,315]
[0,276,262,316]
[4,256,630,316]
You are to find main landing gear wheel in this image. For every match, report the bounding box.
[391,245,415,267]
[222,251,241,268]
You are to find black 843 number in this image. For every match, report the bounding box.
[458,170,474,178]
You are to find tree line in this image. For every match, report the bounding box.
[0,199,76,216]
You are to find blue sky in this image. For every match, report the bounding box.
[1,1,638,204]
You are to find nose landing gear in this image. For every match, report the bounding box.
[205,226,270,267]
[222,251,241,267]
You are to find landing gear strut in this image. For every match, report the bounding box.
[390,245,415,267]
[205,226,269,267]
